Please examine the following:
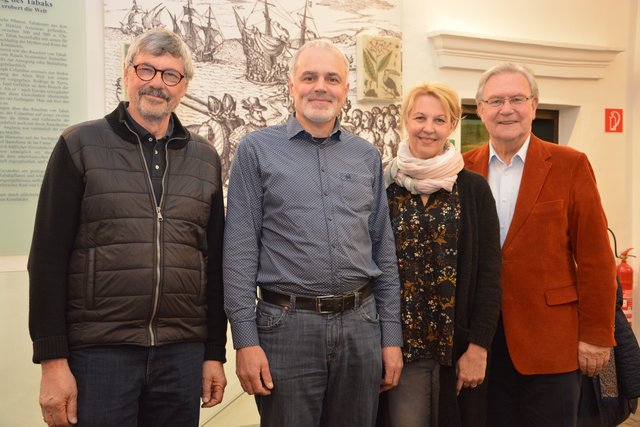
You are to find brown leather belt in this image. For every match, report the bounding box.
[259,284,372,313]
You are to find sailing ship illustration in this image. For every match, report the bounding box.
[120,0,165,36]
[233,0,319,84]
[168,0,224,61]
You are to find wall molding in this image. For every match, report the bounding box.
[427,31,624,79]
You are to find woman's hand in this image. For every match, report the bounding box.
[455,343,487,395]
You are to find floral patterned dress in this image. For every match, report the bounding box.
[387,183,461,366]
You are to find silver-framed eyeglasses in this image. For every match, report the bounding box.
[480,95,534,108]
[131,63,185,86]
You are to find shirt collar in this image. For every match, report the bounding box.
[286,113,342,144]
[489,134,530,166]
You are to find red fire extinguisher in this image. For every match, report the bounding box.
[617,248,635,324]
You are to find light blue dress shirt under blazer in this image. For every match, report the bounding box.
[488,136,530,247]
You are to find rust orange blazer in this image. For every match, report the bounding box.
[464,134,616,375]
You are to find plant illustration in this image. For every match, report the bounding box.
[362,38,395,90]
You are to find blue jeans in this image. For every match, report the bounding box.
[69,343,204,427]
[385,358,440,427]
[256,294,383,427]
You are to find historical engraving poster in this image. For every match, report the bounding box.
[104,0,403,192]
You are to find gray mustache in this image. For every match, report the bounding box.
[139,87,170,101]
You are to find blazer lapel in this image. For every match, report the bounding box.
[502,136,552,250]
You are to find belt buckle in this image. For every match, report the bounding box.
[316,294,340,313]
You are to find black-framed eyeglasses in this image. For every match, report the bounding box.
[131,63,185,86]
[479,95,534,108]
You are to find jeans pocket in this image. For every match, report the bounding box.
[357,295,379,324]
[256,300,289,331]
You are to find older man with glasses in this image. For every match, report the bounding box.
[28,28,227,427]
[463,63,616,427]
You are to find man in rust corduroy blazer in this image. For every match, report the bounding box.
[463,63,616,427]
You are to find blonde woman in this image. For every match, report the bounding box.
[378,82,501,427]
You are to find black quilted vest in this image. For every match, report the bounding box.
[63,104,221,349]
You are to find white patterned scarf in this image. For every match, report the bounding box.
[384,140,464,194]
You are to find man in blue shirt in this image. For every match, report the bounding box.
[223,39,403,426]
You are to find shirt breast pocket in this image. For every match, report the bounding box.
[339,172,373,213]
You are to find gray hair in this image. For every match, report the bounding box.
[288,39,349,81]
[124,28,194,80]
[475,63,539,102]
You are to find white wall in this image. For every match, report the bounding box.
[2,1,639,425]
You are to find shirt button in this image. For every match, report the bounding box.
[148,137,153,142]
[154,150,159,155]
[324,191,328,196]
[155,165,160,170]
[328,217,332,221]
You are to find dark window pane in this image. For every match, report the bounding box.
[460,105,558,153]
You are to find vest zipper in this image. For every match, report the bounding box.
[147,142,170,346]
[148,205,163,346]
[127,121,165,347]
[124,119,184,347]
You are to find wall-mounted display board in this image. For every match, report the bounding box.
[0,1,87,255]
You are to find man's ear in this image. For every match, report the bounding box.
[123,63,129,87]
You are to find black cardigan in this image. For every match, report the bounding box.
[437,168,502,427]
[451,168,502,351]
[384,168,501,427]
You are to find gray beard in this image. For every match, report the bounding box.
[137,104,171,123]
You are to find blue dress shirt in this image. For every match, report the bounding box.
[488,137,530,247]
[223,114,402,349]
